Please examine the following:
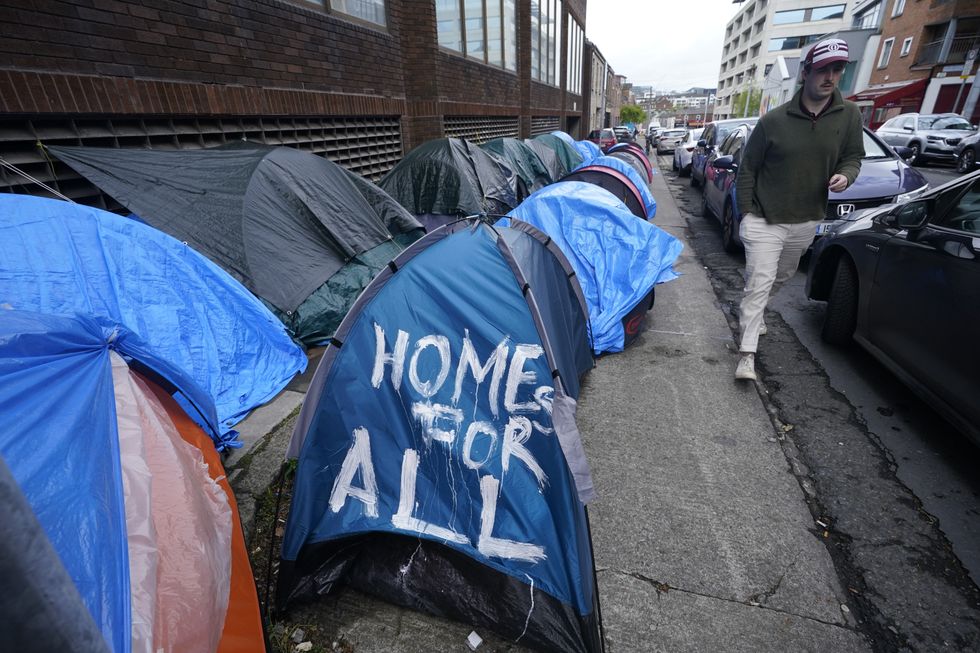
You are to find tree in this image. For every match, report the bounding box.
[731,88,763,118]
[620,104,647,125]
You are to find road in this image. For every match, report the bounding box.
[656,154,980,651]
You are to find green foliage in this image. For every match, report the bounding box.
[731,88,763,117]
[620,104,647,125]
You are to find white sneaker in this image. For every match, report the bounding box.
[735,354,757,381]
[759,322,768,336]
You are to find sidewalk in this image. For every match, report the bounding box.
[227,160,871,652]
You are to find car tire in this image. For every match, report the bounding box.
[957,148,976,174]
[821,257,858,345]
[672,156,678,171]
[691,168,700,188]
[721,202,740,253]
[680,163,691,178]
[908,142,924,166]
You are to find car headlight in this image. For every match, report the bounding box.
[927,135,942,141]
[895,183,929,204]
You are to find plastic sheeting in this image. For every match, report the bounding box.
[500,182,682,353]
[572,140,602,167]
[379,138,519,217]
[480,137,553,194]
[49,143,422,314]
[527,134,583,179]
[0,194,306,442]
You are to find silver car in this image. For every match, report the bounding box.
[875,112,975,166]
[672,127,704,177]
[656,128,688,155]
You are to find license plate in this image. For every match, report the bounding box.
[815,222,833,236]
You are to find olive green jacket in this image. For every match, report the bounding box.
[735,88,864,224]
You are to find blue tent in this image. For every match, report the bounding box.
[501,182,682,353]
[591,155,657,219]
[0,311,250,653]
[278,219,601,653]
[573,140,603,166]
[0,194,306,447]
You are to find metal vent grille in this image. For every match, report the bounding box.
[0,116,403,210]
[530,116,560,136]
[444,116,520,143]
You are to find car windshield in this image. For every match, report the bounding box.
[861,131,891,159]
[664,130,686,138]
[918,116,972,130]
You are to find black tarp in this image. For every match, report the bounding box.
[526,134,584,179]
[378,138,520,220]
[49,143,423,343]
[480,137,553,194]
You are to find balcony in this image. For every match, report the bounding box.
[915,34,979,66]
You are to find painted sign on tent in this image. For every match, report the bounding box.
[278,220,601,653]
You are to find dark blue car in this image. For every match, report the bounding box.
[699,124,931,253]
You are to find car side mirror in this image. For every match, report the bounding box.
[711,155,737,170]
[884,200,929,230]
[893,145,913,160]
[697,139,707,147]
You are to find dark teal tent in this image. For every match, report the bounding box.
[49,143,424,346]
[480,137,553,194]
[527,134,584,179]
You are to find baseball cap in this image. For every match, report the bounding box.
[804,38,849,68]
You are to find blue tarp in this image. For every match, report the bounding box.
[0,194,307,446]
[572,140,602,167]
[500,182,682,353]
[591,155,658,219]
[0,311,220,653]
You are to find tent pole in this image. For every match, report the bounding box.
[262,461,289,621]
[585,506,607,653]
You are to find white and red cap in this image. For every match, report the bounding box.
[804,38,849,68]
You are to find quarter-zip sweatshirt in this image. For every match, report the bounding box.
[735,88,864,224]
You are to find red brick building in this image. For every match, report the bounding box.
[0,0,589,208]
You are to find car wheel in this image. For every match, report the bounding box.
[672,156,678,171]
[721,202,740,253]
[908,142,924,166]
[956,148,976,174]
[821,257,858,345]
[680,163,691,178]
[691,168,700,188]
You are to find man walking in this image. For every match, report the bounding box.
[733,38,864,381]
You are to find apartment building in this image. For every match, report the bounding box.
[0,0,589,209]
[716,0,853,118]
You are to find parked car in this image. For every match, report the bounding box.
[954,131,980,173]
[656,128,687,154]
[875,112,975,166]
[690,117,760,188]
[672,128,704,177]
[700,124,929,253]
[804,169,980,444]
[613,126,633,143]
[587,128,617,151]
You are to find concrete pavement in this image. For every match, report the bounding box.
[227,159,871,652]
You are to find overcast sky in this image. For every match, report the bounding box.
[585,0,746,92]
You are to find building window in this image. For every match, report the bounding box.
[773,5,844,25]
[879,37,895,67]
[900,36,913,57]
[853,1,882,29]
[329,0,386,26]
[566,17,583,94]
[437,0,517,70]
[768,34,823,51]
[531,0,559,85]
[891,0,905,17]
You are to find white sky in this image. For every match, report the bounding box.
[585,0,746,92]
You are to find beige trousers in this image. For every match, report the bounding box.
[738,212,820,353]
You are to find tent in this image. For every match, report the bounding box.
[573,140,603,166]
[525,134,584,180]
[277,218,601,653]
[0,311,264,653]
[501,182,682,353]
[549,130,578,147]
[48,143,424,346]
[480,137,553,194]
[378,138,521,230]
[559,155,657,221]
[606,143,653,183]
[0,194,306,446]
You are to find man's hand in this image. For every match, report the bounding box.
[828,174,849,193]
